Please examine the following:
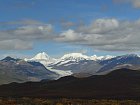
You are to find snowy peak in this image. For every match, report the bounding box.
[91,55,115,61]
[51,53,115,67]
[31,52,50,60]
[25,52,56,66]
[61,53,90,61]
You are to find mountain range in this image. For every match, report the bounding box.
[0,68,140,99]
[26,52,115,76]
[0,56,58,85]
[26,52,140,76]
[0,52,140,84]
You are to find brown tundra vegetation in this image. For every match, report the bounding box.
[0,98,140,105]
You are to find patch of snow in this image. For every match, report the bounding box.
[61,53,90,61]
[47,67,73,78]
[25,52,57,66]
[64,62,78,66]
[55,60,71,66]
[91,55,115,61]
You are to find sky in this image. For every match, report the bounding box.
[1,0,140,58]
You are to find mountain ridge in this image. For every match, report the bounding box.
[1,53,140,85]
[0,68,140,99]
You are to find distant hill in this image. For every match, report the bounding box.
[0,68,140,99]
[0,56,58,85]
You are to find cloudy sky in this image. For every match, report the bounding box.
[1,0,140,58]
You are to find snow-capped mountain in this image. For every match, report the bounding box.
[59,53,114,62]
[90,55,115,61]
[61,53,90,61]
[48,53,115,76]
[31,52,50,60]
[49,53,102,76]
[25,52,114,67]
[52,53,90,66]
[25,52,140,77]
[1,52,140,84]
[25,52,75,77]
[25,52,56,66]
[97,54,140,74]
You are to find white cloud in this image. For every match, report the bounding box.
[13,25,53,39]
[84,18,119,34]
[55,29,84,42]
[0,20,54,50]
[2,18,140,52]
[56,18,140,52]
